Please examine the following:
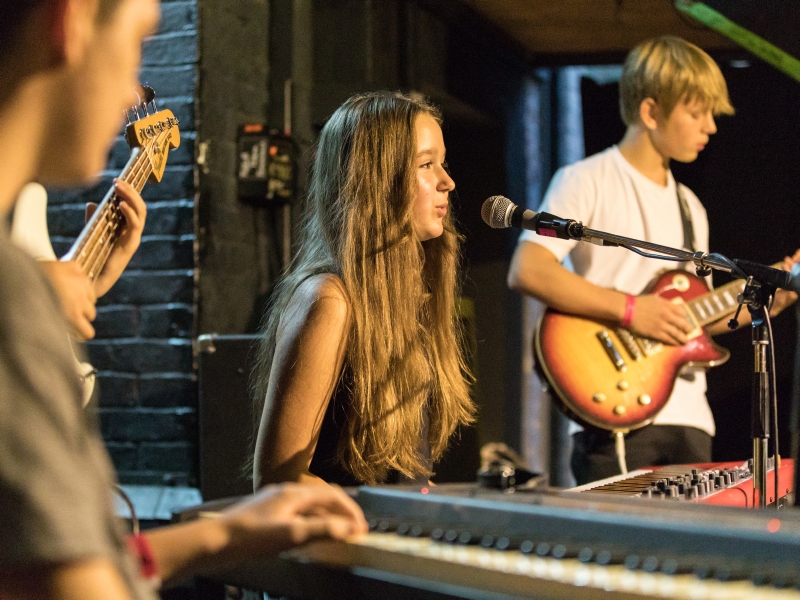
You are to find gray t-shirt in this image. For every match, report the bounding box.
[0,227,155,599]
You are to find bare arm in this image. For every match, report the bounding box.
[508,241,692,345]
[92,179,146,298]
[0,559,133,600]
[0,484,368,595]
[254,275,351,488]
[38,261,97,340]
[705,249,800,336]
[37,180,146,340]
[145,482,367,585]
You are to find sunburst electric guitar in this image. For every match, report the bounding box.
[535,269,755,432]
[11,106,180,405]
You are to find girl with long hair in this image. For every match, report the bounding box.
[252,91,474,487]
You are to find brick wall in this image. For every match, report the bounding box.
[47,0,199,486]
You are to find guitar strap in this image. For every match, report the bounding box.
[676,181,699,383]
[675,182,696,253]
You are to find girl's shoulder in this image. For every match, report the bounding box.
[291,273,351,323]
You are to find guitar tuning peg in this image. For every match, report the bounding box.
[142,85,157,112]
[134,85,150,116]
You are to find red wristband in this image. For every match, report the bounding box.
[621,294,636,328]
[127,533,159,581]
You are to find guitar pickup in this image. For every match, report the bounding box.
[615,328,642,361]
[596,330,626,371]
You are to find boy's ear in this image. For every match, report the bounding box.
[638,98,660,131]
[47,0,97,67]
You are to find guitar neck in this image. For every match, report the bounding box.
[686,277,746,327]
[62,147,153,280]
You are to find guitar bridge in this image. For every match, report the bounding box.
[596,330,626,372]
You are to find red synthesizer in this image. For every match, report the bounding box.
[571,459,794,508]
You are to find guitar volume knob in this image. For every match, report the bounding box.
[617,381,630,391]
[613,405,626,415]
[593,393,607,403]
[638,394,651,405]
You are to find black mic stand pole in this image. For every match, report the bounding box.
[735,281,775,508]
[541,214,778,508]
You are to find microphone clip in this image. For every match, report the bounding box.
[534,212,582,241]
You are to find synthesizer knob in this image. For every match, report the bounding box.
[431,528,444,541]
[642,556,659,572]
[666,485,679,498]
[444,529,459,543]
[519,540,535,554]
[410,524,426,537]
[595,550,613,566]
[535,542,551,557]
[715,475,724,488]
[552,544,568,559]
[624,554,641,570]
[694,564,713,580]
[377,520,395,532]
[397,523,410,536]
[480,535,494,548]
[458,531,473,545]
[578,548,594,563]
[495,537,511,551]
[686,487,697,499]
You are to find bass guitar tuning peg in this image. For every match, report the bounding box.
[141,84,157,113]
[133,85,149,117]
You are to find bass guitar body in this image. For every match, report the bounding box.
[535,270,733,432]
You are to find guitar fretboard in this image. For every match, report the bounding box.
[686,278,746,326]
[60,123,175,280]
[73,150,153,281]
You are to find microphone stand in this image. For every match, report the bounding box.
[538,213,777,508]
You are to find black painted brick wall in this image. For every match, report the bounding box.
[47,0,198,486]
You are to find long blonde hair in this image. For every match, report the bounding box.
[253,91,474,484]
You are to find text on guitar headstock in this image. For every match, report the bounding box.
[123,85,180,183]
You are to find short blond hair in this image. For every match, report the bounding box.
[620,36,734,126]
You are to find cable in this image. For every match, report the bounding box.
[620,244,691,262]
[764,303,780,507]
[114,485,140,536]
[614,431,629,475]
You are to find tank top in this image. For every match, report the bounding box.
[308,367,432,486]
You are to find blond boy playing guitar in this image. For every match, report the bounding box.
[508,36,799,485]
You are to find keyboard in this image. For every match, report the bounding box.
[210,483,800,599]
[570,459,794,507]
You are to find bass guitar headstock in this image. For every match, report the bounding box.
[123,85,181,183]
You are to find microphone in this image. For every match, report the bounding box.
[734,258,800,294]
[480,195,582,240]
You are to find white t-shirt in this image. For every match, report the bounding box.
[520,146,715,436]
